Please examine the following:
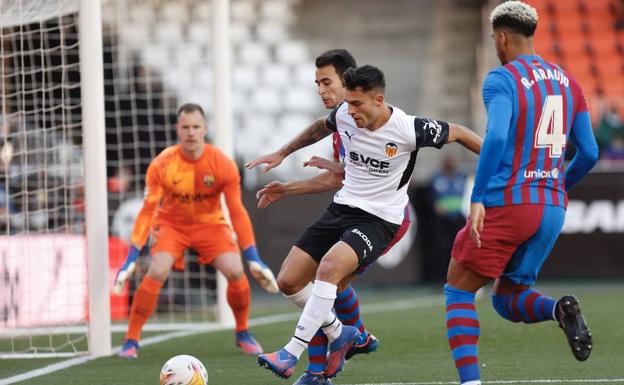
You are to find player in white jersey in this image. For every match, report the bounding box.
[247,64,482,379]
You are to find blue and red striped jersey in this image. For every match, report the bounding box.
[472,54,593,208]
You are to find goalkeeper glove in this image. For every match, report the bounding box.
[112,245,140,295]
[243,246,278,293]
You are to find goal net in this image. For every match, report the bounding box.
[0,0,231,359]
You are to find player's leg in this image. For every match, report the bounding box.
[194,223,262,354]
[339,208,409,361]
[445,205,543,384]
[119,252,175,358]
[120,225,185,359]
[273,209,345,380]
[335,276,378,361]
[445,259,490,385]
[492,205,592,361]
[211,250,263,354]
[317,217,399,377]
[258,242,358,379]
[277,247,332,382]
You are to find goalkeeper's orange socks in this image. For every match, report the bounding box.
[227,275,251,333]
[126,275,163,341]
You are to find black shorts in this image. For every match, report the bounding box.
[295,203,400,270]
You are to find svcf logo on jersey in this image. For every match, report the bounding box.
[385,142,398,157]
[203,175,214,187]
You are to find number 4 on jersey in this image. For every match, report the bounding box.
[535,94,566,158]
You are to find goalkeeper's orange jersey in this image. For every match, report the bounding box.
[130,143,255,250]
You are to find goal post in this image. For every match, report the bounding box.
[79,0,111,357]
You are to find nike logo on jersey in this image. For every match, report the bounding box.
[172,179,182,185]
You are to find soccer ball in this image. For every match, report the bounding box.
[160,355,208,385]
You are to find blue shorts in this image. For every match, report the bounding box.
[502,205,566,285]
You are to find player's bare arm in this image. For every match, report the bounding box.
[447,123,483,155]
[303,155,345,176]
[256,171,342,209]
[245,117,332,172]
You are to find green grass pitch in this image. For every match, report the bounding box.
[1,282,623,385]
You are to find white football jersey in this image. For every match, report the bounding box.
[327,102,449,224]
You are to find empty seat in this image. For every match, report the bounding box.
[194,66,214,88]
[276,41,309,65]
[283,88,318,113]
[293,63,318,86]
[257,23,289,43]
[230,23,253,44]
[260,65,291,87]
[190,3,211,21]
[231,0,256,22]
[188,24,211,44]
[119,25,150,47]
[260,0,296,23]
[141,45,169,67]
[154,22,183,44]
[233,66,258,89]
[173,43,203,67]
[251,89,281,112]
[129,4,156,24]
[160,3,188,22]
[238,42,271,65]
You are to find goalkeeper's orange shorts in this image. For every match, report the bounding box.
[150,221,239,270]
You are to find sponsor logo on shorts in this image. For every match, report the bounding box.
[351,228,373,252]
[524,167,559,179]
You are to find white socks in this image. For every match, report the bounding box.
[284,282,313,309]
[284,280,341,358]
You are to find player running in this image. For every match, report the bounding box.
[247,64,482,379]
[114,103,278,359]
[443,2,599,385]
[255,49,409,385]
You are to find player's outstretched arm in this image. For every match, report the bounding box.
[256,171,342,209]
[303,156,345,176]
[245,117,332,172]
[447,124,482,155]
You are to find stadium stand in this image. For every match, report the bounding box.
[525,0,624,121]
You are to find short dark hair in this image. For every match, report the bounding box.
[343,65,385,93]
[490,1,538,37]
[315,49,357,80]
[177,103,205,117]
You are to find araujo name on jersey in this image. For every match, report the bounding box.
[520,67,569,89]
[349,151,390,169]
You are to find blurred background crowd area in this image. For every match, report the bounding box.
[0,0,622,282]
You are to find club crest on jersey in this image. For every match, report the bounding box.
[203,175,214,187]
[385,142,398,157]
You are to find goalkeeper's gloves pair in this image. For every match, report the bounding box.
[112,245,140,295]
[243,246,279,293]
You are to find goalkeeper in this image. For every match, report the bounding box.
[114,103,277,359]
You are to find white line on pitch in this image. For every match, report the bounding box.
[0,294,443,385]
